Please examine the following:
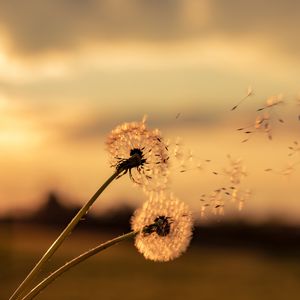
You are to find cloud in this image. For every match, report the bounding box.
[0,0,298,59]
[0,0,190,56]
[212,0,300,54]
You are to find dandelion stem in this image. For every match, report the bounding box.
[21,231,137,300]
[9,170,120,300]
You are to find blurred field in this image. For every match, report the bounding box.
[1,224,300,300]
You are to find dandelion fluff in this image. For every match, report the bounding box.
[131,192,193,262]
[106,118,169,190]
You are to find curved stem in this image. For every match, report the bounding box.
[9,171,120,300]
[21,231,137,300]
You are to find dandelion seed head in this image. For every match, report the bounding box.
[131,192,193,262]
[106,118,169,190]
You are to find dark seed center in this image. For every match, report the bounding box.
[129,148,146,167]
[154,216,172,236]
[142,215,172,237]
[116,148,146,174]
[130,148,143,157]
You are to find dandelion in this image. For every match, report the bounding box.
[231,85,254,111]
[131,192,193,262]
[10,117,169,300]
[106,117,169,189]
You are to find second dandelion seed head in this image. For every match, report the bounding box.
[131,192,193,262]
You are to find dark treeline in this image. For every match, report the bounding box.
[1,192,300,255]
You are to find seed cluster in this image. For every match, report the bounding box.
[200,155,250,217]
[237,94,285,143]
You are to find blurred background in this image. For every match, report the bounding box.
[1,1,300,299]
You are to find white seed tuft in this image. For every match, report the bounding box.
[106,118,169,191]
[131,192,193,262]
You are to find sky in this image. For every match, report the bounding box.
[0,0,300,223]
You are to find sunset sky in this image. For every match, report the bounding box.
[0,0,300,223]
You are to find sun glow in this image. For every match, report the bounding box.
[0,96,41,151]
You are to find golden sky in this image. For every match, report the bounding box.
[0,0,300,222]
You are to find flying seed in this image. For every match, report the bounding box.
[231,86,254,111]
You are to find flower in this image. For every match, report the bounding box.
[106,117,169,190]
[131,192,193,262]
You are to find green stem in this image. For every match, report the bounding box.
[9,171,120,300]
[21,231,137,300]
